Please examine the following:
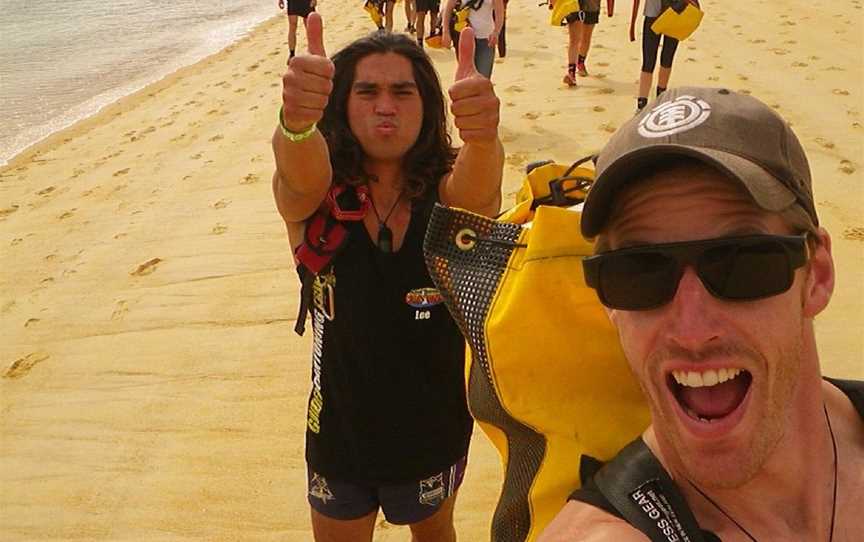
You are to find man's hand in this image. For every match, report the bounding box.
[448,27,500,144]
[280,13,334,133]
[629,22,636,42]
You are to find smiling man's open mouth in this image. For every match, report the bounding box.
[668,368,753,422]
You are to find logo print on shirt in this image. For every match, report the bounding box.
[405,287,444,308]
[638,95,711,138]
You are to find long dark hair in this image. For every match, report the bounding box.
[319,31,458,200]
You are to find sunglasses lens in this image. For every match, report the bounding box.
[699,241,792,300]
[599,252,679,309]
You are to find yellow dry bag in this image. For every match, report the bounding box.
[424,159,651,542]
[549,0,580,26]
[650,0,703,40]
[363,0,383,27]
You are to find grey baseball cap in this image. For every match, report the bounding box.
[580,87,819,239]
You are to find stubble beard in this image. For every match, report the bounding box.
[641,332,804,490]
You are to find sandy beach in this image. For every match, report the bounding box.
[1,0,861,539]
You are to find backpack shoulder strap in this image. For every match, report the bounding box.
[292,184,368,335]
[593,438,709,542]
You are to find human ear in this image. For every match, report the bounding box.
[801,228,835,318]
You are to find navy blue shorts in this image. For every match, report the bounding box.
[307,456,467,525]
[285,0,314,17]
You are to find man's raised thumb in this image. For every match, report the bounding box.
[454,27,477,81]
[306,12,326,56]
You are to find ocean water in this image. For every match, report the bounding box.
[0,0,277,165]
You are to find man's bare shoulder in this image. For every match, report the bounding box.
[538,500,650,542]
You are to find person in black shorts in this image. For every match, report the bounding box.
[539,87,864,542]
[278,0,316,60]
[629,0,682,111]
[414,0,440,48]
[274,14,504,542]
[551,0,607,86]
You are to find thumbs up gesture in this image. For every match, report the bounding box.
[448,27,500,145]
[281,13,335,133]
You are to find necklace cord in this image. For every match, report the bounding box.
[685,404,837,542]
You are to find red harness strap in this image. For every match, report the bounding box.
[293,184,369,335]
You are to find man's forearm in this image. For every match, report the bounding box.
[271,125,333,223]
[445,139,504,217]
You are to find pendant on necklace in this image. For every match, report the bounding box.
[378,223,393,253]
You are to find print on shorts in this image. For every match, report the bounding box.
[309,472,335,503]
[418,472,448,507]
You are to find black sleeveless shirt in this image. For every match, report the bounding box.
[303,190,473,485]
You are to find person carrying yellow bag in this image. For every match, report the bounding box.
[423,158,651,542]
[441,0,505,77]
[629,0,701,112]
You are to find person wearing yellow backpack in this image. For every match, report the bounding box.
[441,0,505,77]
[549,0,610,86]
[629,0,698,112]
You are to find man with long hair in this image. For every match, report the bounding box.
[272,15,503,541]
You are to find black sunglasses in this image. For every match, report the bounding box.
[582,234,810,310]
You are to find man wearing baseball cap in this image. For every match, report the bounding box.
[540,87,863,542]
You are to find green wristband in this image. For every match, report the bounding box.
[278,105,317,142]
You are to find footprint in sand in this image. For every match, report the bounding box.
[842,227,864,241]
[212,223,228,235]
[597,62,609,67]
[522,112,540,120]
[11,238,23,246]
[791,61,808,68]
[3,353,50,379]
[506,85,525,93]
[596,88,615,95]
[209,134,224,142]
[36,186,56,196]
[191,153,203,160]
[593,106,606,113]
[213,199,231,209]
[814,138,835,149]
[832,89,850,96]
[234,88,246,93]
[111,300,129,321]
[247,63,260,72]
[707,76,720,82]
[24,318,40,328]
[241,173,259,185]
[0,205,20,218]
[130,258,163,277]
[270,82,280,88]
[524,62,535,68]
[839,160,856,174]
[249,105,259,111]
[599,123,617,133]
[58,209,76,220]
[749,38,766,44]
[113,168,130,177]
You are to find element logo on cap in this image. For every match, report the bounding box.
[638,95,711,138]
